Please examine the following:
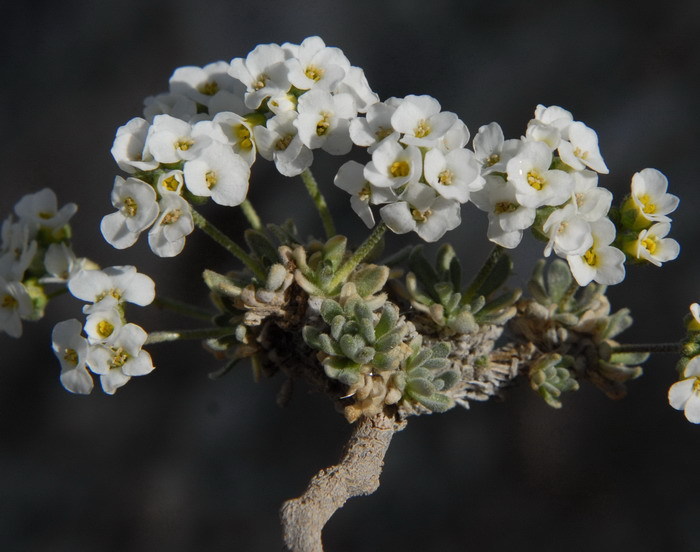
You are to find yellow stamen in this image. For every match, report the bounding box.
[485,153,500,167]
[2,294,18,309]
[234,124,253,150]
[414,119,431,138]
[253,74,268,90]
[276,135,293,151]
[97,320,115,339]
[438,170,454,186]
[162,175,180,192]
[527,170,545,191]
[161,209,182,225]
[693,378,700,394]
[583,247,597,266]
[38,212,53,219]
[205,171,217,189]
[641,237,657,254]
[111,347,129,369]
[390,161,410,178]
[198,81,219,96]
[638,194,656,214]
[375,127,393,141]
[316,112,331,136]
[411,208,431,222]
[304,65,324,81]
[63,348,79,366]
[494,202,517,214]
[573,147,589,160]
[358,184,371,201]
[176,138,194,151]
[123,196,138,217]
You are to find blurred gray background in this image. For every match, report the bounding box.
[2,0,700,550]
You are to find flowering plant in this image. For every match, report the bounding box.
[1,36,693,551]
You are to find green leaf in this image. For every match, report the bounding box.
[320,299,343,323]
[318,333,342,356]
[350,265,389,297]
[546,260,572,303]
[408,246,439,302]
[474,252,512,298]
[412,391,455,412]
[340,334,363,360]
[375,304,399,337]
[322,235,347,270]
[244,229,279,266]
[302,326,321,349]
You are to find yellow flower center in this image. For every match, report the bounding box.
[573,147,589,160]
[38,212,53,219]
[358,184,371,201]
[235,124,253,150]
[162,175,180,192]
[316,112,331,136]
[485,153,500,167]
[123,196,138,217]
[97,320,115,339]
[411,208,431,222]
[583,247,597,266]
[253,74,268,90]
[438,170,454,186]
[494,202,517,214]
[276,135,293,151]
[304,65,324,82]
[641,237,657,254]
[111,347,129,369]
[389,161,410,178]
[176,138,194,151]
[198,81,219,96]
[205,171,217,189]
[527,170,545,191]
[2,294,18,309]
[414,119,431,138]
[638,194,656,214]
[161,209,182,225]
[63,348,79,366]
[693,377,700,394]
[375,127,393,141]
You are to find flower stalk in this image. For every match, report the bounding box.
[328,222,386,292]
[301,168,336,239]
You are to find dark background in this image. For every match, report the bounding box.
[2,1,700,550]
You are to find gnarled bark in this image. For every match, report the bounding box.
[280,411,405,552]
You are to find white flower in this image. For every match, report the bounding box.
[472,122,522,175]
[334,161,398,228]
[0,217,37,281]
[169,61,242,107]
[691,303,700,326]
[334,66,379,113]
[627,222,680,267]
[542,204,593,257]
[567,218,625,286]
[295,89,355,154]
[183,142,250,206]
[363,138,422,189]
[229,43,292,109]
[391,95,457,148]
[349,101,400,152]
[83,297,124,345]
[41,242,93,284]
[525,105,574,150]
[68,265,155,308]
[146,114,211,164]
[380,182,461,242]
[212,111,258,165]
[423,148,484,203]
[558,121,609,174]
[471,175,536,249]
[533,104,574,132]
[253,111,313,177]
[669,357,700,424]
[147,193,194,257]
[87,323,154,395]
[507,141,572,208]
[156,170,185,196]
[101,176,159,249]
[0,277,32,337]
[111,117,160,174]
[629,168,679,226]
[52,319,94,394]
[437,119,471,153]
[285,36,350,92]
[143,92,197,123]
[570,171,612,222]
[14,188,78,233]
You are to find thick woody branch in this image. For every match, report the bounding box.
[280,411,404,552]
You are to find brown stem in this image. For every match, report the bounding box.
[280,411,405,552]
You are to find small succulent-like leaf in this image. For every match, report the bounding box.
[436,370,460,391]
[321,299,343,323]
[322,235,347,271]
[340,334,363,360]
[475,252,513,298]
[408,246,440,302]
[350,264,390,297]
[409,348,433,370]
[265,263,288,291]
[375,304,399,338]
[412,391,455,413]
[203,269,242,298]
[355,346,376,365]
[447,309,478,334]
[434,282,455,305]
[330,314,346,341]
[423,357,451,371]
[294,270,324,296]
[323,358,361,385]
[431,341,451,358]
[318,333,342,356]
[407,377,436,397]
[546,260,573,303]
[302,326,321,349]
[601,308,633,340]
[374,327,406,353]
[358,316,376,345]
[609,351,650,365]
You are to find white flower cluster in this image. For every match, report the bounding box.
[1,189,88,338]
[52,266,156,395]
[669,304,700,423]
[107,36,378,256]
[334,95,484,242]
